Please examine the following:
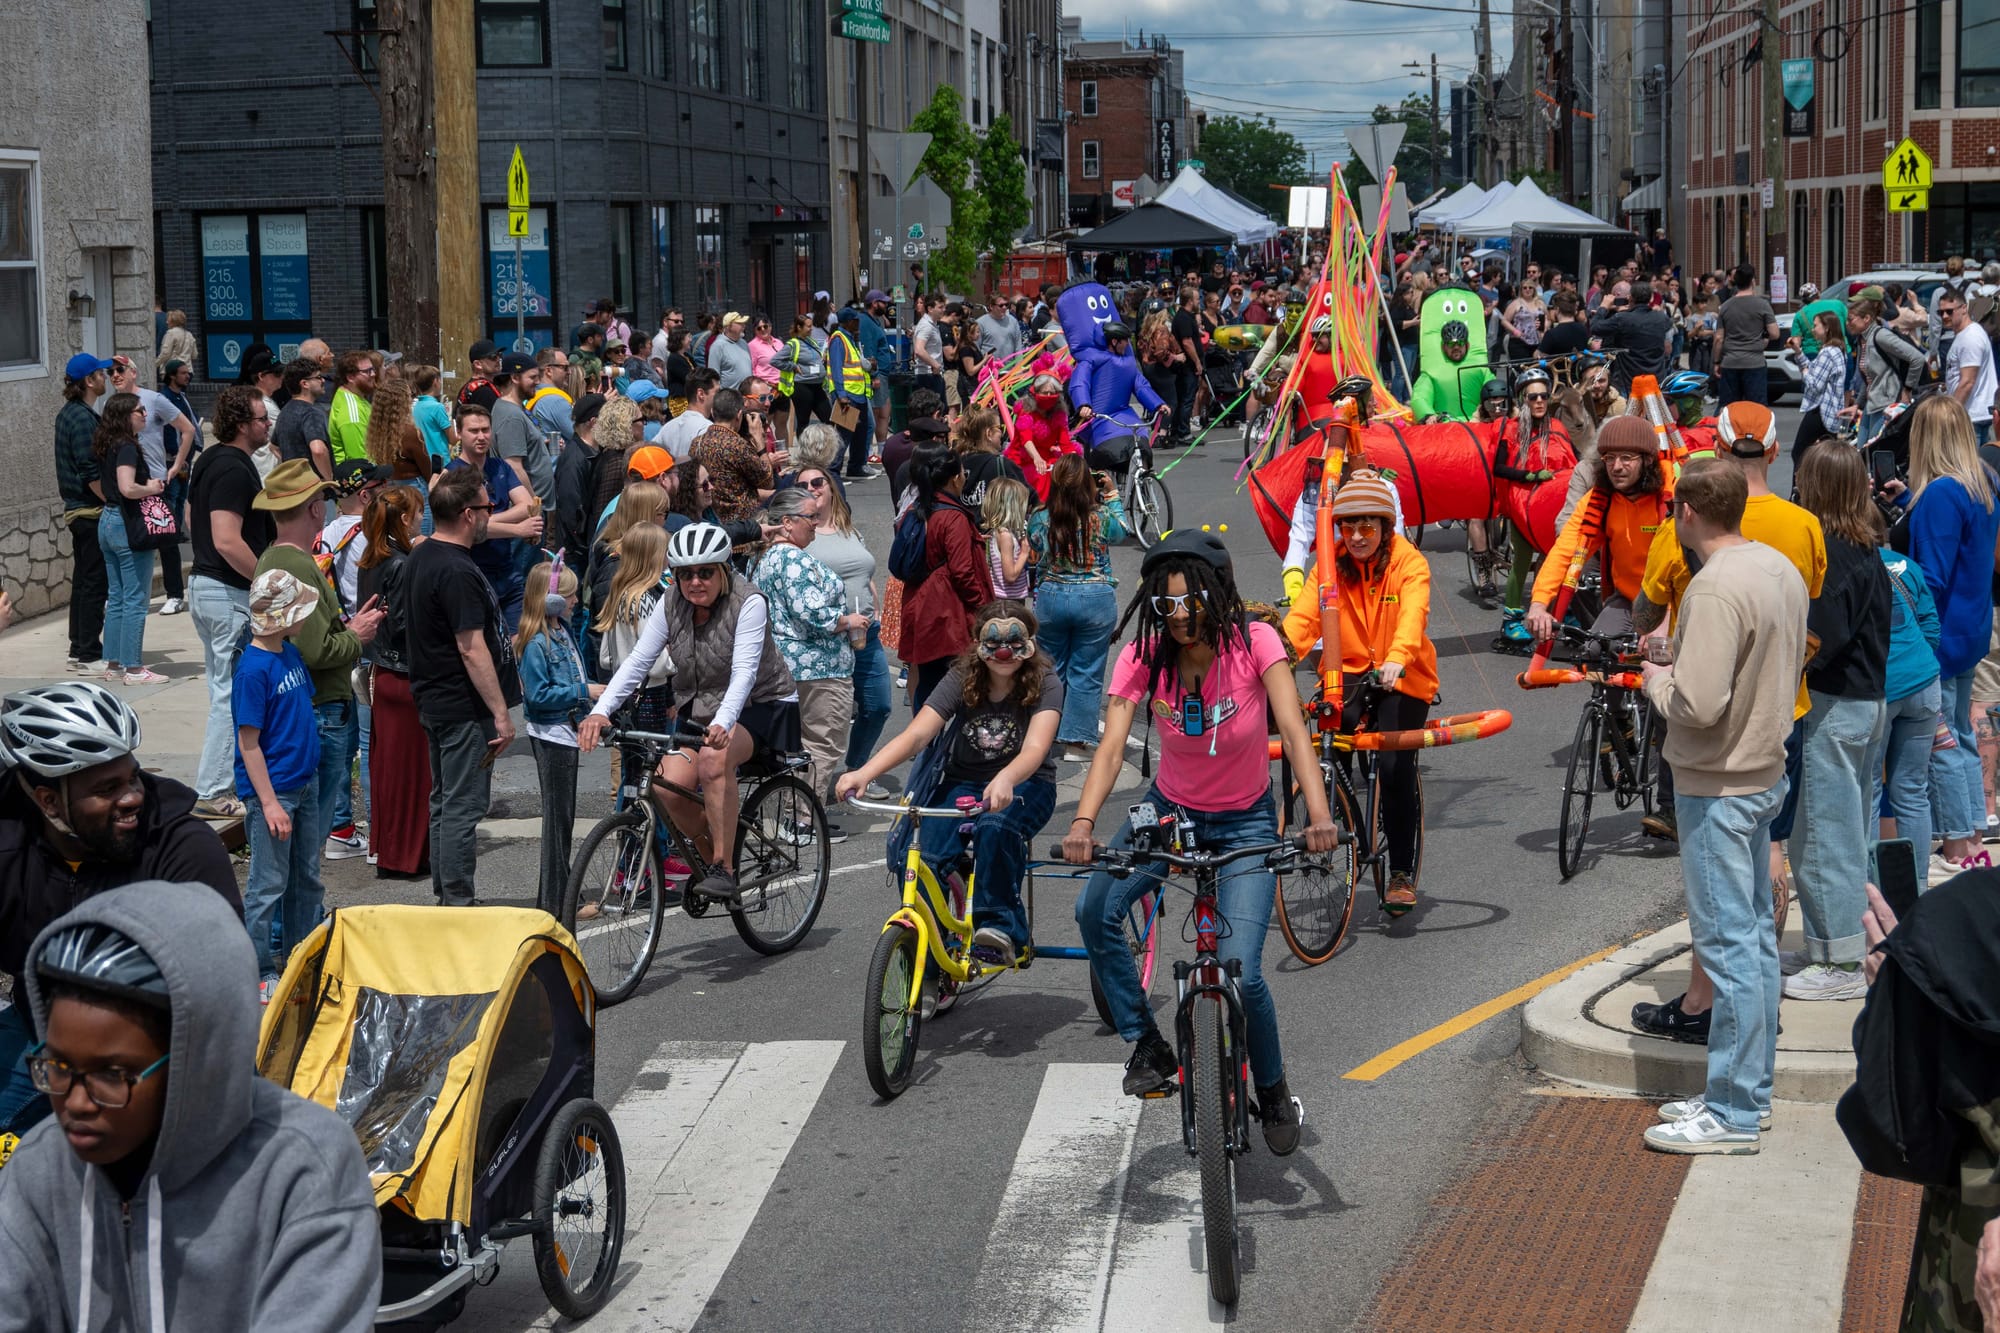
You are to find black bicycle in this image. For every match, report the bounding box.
[1057,818,1325,1307]
[1522,628,1659,879]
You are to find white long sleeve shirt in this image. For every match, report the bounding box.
[591,592,794,733]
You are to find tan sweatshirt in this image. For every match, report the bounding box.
[1644,541,1810,797]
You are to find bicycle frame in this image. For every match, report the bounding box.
[1170,885,1254,1157]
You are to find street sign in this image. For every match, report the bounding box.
[1889,188,1929,213]
[505,146,531,348]
[1178,159,1206,171]
[839,11,891,42]
[508,211,529,238]
[1357,182,1411,234]
[1287,185,1329,229]
[841,0,885,13]
[1758,178,1775,209]
[868,132,933,193]
[507,145,530,210]
[1112,179,1138,209]
[1345,123,1406,185]
[1883,138,1933,193]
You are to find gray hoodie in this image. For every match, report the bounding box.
[0,882,381,1333]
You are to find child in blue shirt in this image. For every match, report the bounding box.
[517,559,602,916]
[236,568,325,1000]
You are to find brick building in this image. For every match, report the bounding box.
[150,0,830,387]
[1681,0,2000,287]
[1060,26,1196,228]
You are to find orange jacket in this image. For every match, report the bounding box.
[1283,538,1439,702]
[1531,484,1673,609]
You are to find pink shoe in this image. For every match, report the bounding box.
[122,668,167,685]
[663,856,695,881]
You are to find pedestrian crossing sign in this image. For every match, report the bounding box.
[1888,189,1929,214]
[508,209,530,237]
[1881,138,1932,194]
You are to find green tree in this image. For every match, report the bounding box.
[976,114,1032,267]
[909,84,986,294]
[1341,96,1448,198]
[1197,115,1307,209]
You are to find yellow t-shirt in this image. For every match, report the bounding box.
[1643,492,1826,719]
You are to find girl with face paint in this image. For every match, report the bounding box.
[837,601,1060,966]
[1005,375,1081,502]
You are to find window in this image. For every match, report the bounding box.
[353,0,380,73]
[609,205,637,316]
[1792,192,1811,281]
[1709,55,1723,153]
[1825,0,1844,126]
[928,38,941,97]
[362,208,388,352]
[1825,188,1845,279]
[603,0,627,69]
[1691,54,1704,156]
[741,0,765,101]
[1082,140,1101,179]
[845,40,858,120]
[644,0,668,77]
[197,212,313,381]
[949,48,962,104]
[652,204,674,310]
[972,35,983,122]
[1712,196,1726,269]
[1081,79,1098,116]
[0,154,41,375]
[476,0,547,67]
[694,206,724,311]
[1734,41,1749,148]
[1962,0,2000,105]
[1918,0,1942,108]
[484,206,556,350]
[789,0,815,110]
[1866,0,1884,120]
[690,0,723,90]
[875,42,888,126]
[904,34,917,121]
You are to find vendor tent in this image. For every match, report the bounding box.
[1067,202,1235,251]
[1415,181,1488,226]
[1447,177,1627,240]
[1153,167,1281,245]
[1432,182,1517,232]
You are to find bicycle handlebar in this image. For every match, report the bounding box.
[1516,667,1645,691]
[1046,831,1326,871]
[844,796,987,819]
[605,722,711,749]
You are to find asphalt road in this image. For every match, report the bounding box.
[326,405,1804,1332]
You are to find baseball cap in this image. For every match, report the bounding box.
[468,339,501,362]
[721,311,747,328]
[63,353,115,382]
[864,289,889,304]
[623,379,663,403]
[572,392,607,427]
[332,459,393,496]
[813,290,831,301]
[1717,402,1778,457]
[498,351,535,378]
[627,445,673,479]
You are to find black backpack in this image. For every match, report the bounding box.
[888,508,929,583]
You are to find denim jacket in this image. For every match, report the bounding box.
[520,626,592,726]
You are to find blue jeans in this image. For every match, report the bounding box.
[917,778,1057,949]
[97,506,155,668]
[1874,681,1942,892]
[1858,411,1884,448]
[846,625,893,770]
[1932,668,1985,840]
[315,698,358,847]
[1980,419,1994,446]
[0,1003,46,1133]
[244,782,325,981]
[1035,581,1118,745]
[1676,780,1785,1134]
[1076,789,1286,1088]
[1771,717,1806,843]
[1718,365,1768,407]
[1793,691,1884,964]
[189,576,251,802]
[835,398,872,477]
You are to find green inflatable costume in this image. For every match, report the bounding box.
[1408,287,1495,422]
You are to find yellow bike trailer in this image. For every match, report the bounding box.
[256,905,625,1328]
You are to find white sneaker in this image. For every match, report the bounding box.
[1783,962,1867,1001]
[324,828,367,860]
[258,978,277,1007]
[158,597,187,615]
[1658,1098,1772,1131]
[1642,1109,1760,1155]
[1779,948,1811,976]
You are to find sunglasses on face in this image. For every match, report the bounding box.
[465,502,495,513]
[804,476,830,490]
[680,564,725,582]
[1337,517,1383,535]
[1149,591,1205,617]
[1523,391,1550,402]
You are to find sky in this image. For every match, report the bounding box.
[1066,0,1512,187]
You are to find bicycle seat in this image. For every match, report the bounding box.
[739,743,811,781]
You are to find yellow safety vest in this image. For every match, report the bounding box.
[777,339,802,396]
[830,330,869,397]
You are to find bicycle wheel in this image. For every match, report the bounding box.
[1558,706,1602,881]
[532,1098,626,1320]
[862,922,924,1099]
[1089,887,1161,1029]
[1128,472,1174,549]
[1191,994,1242,1306]
[564,807,666,1006]
[1275,777,1359,965]
[730,774,831,955]
[1635,704,1659,818]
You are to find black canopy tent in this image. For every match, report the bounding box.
[1066,202,1235,252]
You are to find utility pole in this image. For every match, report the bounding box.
[1430,53,1443,195]
[1557,0,1575,202]
[1761,0,1786,288]
[856,39,870,302]
[377,0,437,364]
[433,0,479,385]
[1477,0,1494,186]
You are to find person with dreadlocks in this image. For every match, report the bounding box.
[1493,365,1577,643]
[1526,415,1674,643]
[1061,530,1338,1153]
[1280,471,1438,913]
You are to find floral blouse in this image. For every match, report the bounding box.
[1028,499,1127,585]
[752,542,853,681]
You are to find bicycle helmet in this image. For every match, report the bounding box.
[1513,364,1553,394]
[1480,379,1512,404]
[1661,369,1710,400]
[0,682,142,779]
[1309,314,1334,337]
[1103,322,1132,343]
[1439,320,1470,345]
[667,522,733,569]
[35,918,170,1010]
[1140,527,1232,578]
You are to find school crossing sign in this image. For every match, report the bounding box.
[1882,137,1932,213]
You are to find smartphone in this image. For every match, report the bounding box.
[1869,450,1897,488]
[1872,837,1918,922]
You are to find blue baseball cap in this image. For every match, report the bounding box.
[624,379,662,403]
[64,353,115,382]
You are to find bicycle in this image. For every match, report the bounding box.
[1082,413,1174,549]
[851,795,1161,1099]
[1518,627,1660,879]
[1056,817,1324,1308]
[561,722,832,1005]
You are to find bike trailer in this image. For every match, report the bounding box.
[256,905,624,1328]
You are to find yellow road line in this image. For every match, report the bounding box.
[1342,943,1623,1081]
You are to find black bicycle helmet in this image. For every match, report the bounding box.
[1141,527,1232,579]
[35,919,170,1010]
[1439,320,1470,345]
[1104,321,1132,343]
[1480,379,1512,403]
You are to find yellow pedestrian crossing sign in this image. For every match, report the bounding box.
[1889,189,1928,214]
[507,144,531,236]
[1882,138,1932,194]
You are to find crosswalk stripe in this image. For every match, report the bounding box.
[962,1064,1143,1333]
[1099,1154,1235,1331]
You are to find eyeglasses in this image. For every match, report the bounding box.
[27,1044,169,1110]
[698,479,714,491]
[679,564,726,582]
[1336,517,1383,535]
[803,476,830,491]
[1149,591,1205,616]
[465,502,495,513]
[251,413,270,422]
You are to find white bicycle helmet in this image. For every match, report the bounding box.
[667,522,734,569]
[1310,314,1334,336]
[0,682,143,778]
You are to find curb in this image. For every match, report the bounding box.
[1522,919,1858,1103]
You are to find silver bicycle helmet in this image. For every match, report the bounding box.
[667,522,734,569]
[0,682,143,778]
[1310,314,1334,336]
[35,918,170,1009]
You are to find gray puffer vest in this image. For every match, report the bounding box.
[665,571,794,722]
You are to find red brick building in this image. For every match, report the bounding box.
[1060,29,1196,228]
[1682,0,2000,290]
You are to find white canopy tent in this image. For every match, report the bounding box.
[1447,177,1624,239]
[1153,166,1281,245]
[1414,181,1489,227]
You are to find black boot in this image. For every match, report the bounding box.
[1257,1079,1304,1155]
[1122,1028,1179,1096]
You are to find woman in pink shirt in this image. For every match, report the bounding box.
[748,316,785,387]
[1060,530,1336,1156]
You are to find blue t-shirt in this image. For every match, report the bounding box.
[233,641,321,801]
[412,395,453,461]
[447,454,525,590]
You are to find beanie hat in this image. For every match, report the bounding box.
[1332,471,1399,520]
[1596,415,1658,457]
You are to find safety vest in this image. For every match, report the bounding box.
[777,339,803,396]
[830,329,869,397]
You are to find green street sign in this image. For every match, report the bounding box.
[1178,159,1206,171]
[841,0,886,15]
[839,11,891,41]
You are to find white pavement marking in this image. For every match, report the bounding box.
[962,1064,1143,1333]
[1099,1157,1237,1331]
[1626,1100,1861,1333]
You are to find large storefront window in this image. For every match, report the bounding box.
[1922,183,2000,260]
[1962,0,2000,104]
[694,206,723,312]
[200,212,312,380]
[1919,0,1943,108]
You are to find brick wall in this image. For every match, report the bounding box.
[1067,54,1161,195]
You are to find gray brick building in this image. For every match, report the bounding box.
[150,0,832,385]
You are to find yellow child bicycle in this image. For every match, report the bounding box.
[848,795,1163,1100]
